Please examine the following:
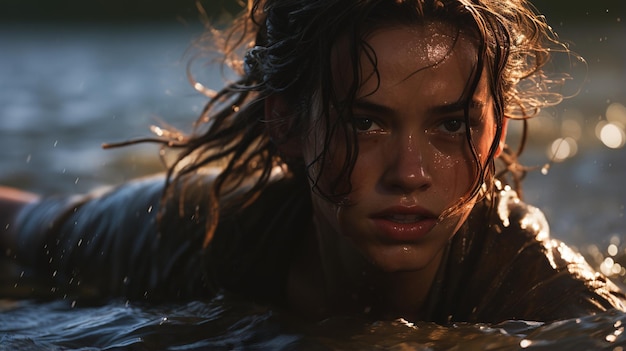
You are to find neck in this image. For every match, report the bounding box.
[288,216,445,321]
[366,261,443,320]
[321,250,443,321]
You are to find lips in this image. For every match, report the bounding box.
[385,214,428,223]
[370,206,438,241]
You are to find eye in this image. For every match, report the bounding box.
[351,117,382,133]
[438,118,466,134]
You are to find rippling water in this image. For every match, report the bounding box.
[2,297,626,350]
[0,22,625,350]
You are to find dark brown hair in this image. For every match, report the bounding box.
[109,0,570,245]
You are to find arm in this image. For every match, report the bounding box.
[1,175,214,301]
[0,186,40,252]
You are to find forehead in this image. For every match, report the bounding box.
[331,22,480,98]
[380,23,475,64]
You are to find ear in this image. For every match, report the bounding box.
[495,116,509,157]
[265,94,302,158]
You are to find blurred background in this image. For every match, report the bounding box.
[0,0,624,282]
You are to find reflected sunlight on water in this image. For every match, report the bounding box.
[540,102,626,163]
[1,298,626,350]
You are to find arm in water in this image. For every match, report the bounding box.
[0,175,213,302]
[0,186,40,253]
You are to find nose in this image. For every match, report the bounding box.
[381,134,432,194]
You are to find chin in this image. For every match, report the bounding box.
[364,245,442,273]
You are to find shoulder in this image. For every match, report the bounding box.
[206,169,313,304]
[494,182,550,242]
[439,182,626,323]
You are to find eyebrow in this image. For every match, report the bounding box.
[352,98,485,115]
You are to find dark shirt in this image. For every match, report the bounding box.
[6,172,626,323]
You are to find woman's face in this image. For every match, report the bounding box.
[302,23,501,272]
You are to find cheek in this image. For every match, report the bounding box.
[430,146,476,191]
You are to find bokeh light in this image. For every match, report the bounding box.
[547,136,578,162]
[606,102,626,125]
[599,122,626,149]
[594,102,626,149]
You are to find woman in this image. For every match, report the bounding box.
[1,0,625,324]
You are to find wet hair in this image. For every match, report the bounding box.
[109,0,570,245]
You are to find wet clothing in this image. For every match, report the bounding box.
[6,172,626,323]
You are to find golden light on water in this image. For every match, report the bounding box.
[586,235,626,283]
[595,102,626,149]
[542,102,626,153]
[607,102,626,125]
[561,118,583,141]
[599,122,626,149]
[547,137,578,162]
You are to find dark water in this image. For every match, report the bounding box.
[0,22,625,350]
[2,298,626,350]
